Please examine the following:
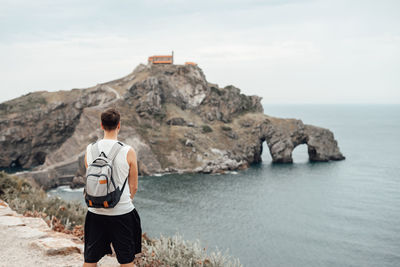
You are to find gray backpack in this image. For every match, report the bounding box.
[83,141,127,208]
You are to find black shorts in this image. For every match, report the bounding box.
[84,208,142,264]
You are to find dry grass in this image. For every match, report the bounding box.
[0,171,86,228]
[138,233,242,267]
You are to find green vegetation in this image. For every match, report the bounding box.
[140,233,242,267]
[0,172,243,266]
[143,122,153,129]
[0,93,47,116]
[179,138,187,145]
[201,125,213,133]
[210,86,223,96]
[221,126,232,131]
[0,171,85,228]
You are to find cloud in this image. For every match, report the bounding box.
[196,41,321,63]
[0,0,399,104]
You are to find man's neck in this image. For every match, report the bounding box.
[103,131,118,140]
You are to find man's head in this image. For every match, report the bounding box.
[101,108,120,132]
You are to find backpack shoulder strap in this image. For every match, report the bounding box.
[107,141,124,161]
[90,141,100,160]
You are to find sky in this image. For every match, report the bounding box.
[0,0,399,104]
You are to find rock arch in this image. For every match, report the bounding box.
[256,117,345,163]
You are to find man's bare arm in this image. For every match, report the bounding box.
[84,151,88,169]
[127,148,138,200]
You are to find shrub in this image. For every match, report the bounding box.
[140,233,242,267]
[201,125,213,133]
[221,126,232,131]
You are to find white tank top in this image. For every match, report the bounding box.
[86,139,135,215]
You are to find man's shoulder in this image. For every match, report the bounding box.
[113,141,133,158]
[86,141,96,151]
[85,139,132,152]
[125,145,136,154]
[117,141,131,150]
[86,142,92,151]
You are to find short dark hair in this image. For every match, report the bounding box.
[101,108,120,131]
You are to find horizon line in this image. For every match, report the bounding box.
[262,102,400,105]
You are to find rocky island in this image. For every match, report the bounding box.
[0,63,345,189]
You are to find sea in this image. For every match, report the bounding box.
[48,104,400,267]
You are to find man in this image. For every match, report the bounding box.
[83,108,142,267]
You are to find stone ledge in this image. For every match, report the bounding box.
[0,199,83,256]
[30,237,83,256]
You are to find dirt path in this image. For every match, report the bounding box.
[103,85,121,100]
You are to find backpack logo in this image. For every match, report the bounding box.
[83,141,127,208]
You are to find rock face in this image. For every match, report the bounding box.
[0,63,345,189]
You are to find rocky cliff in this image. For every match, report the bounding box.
[0,63,345,189]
